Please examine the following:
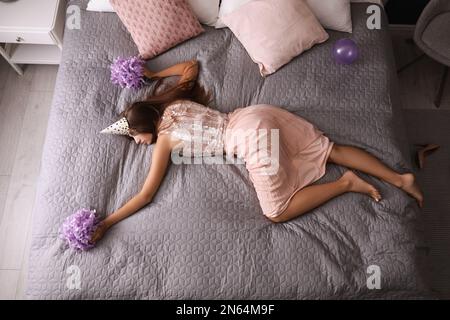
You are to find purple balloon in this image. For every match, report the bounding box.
[333,39,359,65]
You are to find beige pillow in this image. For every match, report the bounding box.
[305,0,352,33]
[110,0,204,59]
[221,0,329,76]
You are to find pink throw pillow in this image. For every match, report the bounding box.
[221,0,329,76]
[110,0,204,59]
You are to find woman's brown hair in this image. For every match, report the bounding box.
[120,78,212,141]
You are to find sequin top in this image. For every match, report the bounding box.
[157,100,230,156]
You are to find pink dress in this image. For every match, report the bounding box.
[158,100,334,218]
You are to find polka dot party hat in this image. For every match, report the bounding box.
[100,117,131,136]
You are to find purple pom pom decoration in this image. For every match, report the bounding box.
[60,208,99,251]
[110,56,146,89]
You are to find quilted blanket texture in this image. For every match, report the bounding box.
[26,1,431,299]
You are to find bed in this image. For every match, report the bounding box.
[26,0,432,299]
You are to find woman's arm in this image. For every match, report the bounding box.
[91,134,176,243]
[144,60,199,85]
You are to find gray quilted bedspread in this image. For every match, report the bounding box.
[26,0,431,299]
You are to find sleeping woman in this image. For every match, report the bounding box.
[91,60,423,243]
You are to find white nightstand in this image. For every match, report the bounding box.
[0,0,66,75]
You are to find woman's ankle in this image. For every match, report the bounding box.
[392,174,405,188]
[338,173,352,191]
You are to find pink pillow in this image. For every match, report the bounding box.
[221,0,329,76]
[110,0,204,59]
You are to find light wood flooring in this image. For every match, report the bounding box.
[0,60,57,299]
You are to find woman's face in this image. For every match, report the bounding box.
[132,133,153,145]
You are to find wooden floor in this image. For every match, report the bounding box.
[0,60,57,299]
[0,27,448,299]
[391,27,450,299]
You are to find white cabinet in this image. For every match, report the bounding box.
[0,0,66,75]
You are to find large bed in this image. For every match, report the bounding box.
[26,0,432,299]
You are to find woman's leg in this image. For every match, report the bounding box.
[328,144,423,206]
[270,171,381,223]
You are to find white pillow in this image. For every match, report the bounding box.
[305,0,352,33]
[215,0,253,29]
[187,0,220,26]
[217,0,352,32]
[216,0,385,32]
[86,0,114,12]
[87,0,220,26]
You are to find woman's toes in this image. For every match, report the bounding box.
[370,188,382,202]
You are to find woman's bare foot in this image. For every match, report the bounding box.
[340,171,382,202]
[399,173,424,208]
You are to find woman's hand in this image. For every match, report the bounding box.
[90,220,111,244]
[143,67,156,79]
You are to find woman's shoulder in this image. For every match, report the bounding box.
[166,99,186,107]
[164,99,208,115]
[162,100,188,118]
[167,99,205,108]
